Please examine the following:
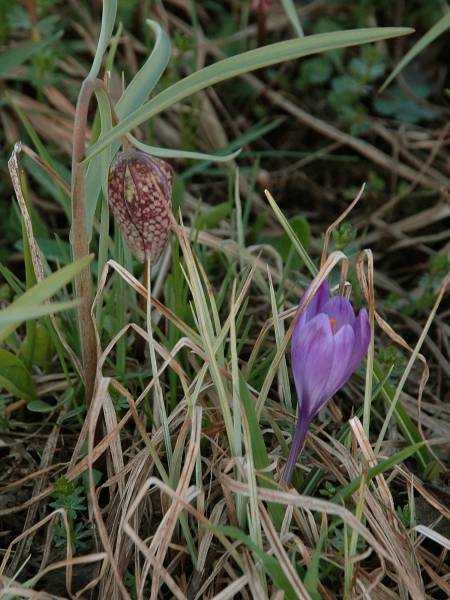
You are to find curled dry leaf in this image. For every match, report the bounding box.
[108,150,174,262]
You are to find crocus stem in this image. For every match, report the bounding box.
[70,78,104,402]
[282,414,310,484]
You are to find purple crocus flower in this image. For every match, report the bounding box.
[283,280,371,483]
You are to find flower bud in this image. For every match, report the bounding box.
[108,150,174,262]
[283,280,370,483]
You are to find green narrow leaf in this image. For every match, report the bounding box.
[0,349,36,401]
[85,19,171,236]
[21,323,55,367]
[332,441,426,503]
[21,188,37,370]
[9,255,92,307]
[301,407,367,496]
[280,0,304,37]
[209,524,297,600]
[377,269,448,468]
[239,373,285,528]
[239,373,270,470]
[85,27,414,160]
[0,31,62,78]
[373,362,431,468]
[303,517,327,599]
[181,117,284,180]
[128,135,241,163]
[116,19,171,117]
[380,12,450,92]
[86,87,113,238]
[0,264,25,295]
[195,202,232,230]
[27,399,55,413]
[0,255,92,342]
[265,190,316,276]
[8,101,70,216]
[105,22,123,71]
[96,193,110,328]
[0,300,80,326]
[88,0,118,80]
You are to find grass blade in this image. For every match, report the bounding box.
[0,32,62,78]
[209,525,297,600]
[88,0,117,80]
[0,349,36,401]
[128,136,241,162]
[374,274,449,457]
[116,20,171,118]
[0,300,80,326]
[380,12,450,92]
[239,373,285,529]
[332,441,426,503]
[86,28,413,159]
[280,0,304,37]
[0,255,92,342]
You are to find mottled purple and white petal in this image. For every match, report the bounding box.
[108,150,173,262]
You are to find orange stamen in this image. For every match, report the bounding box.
[329,318,336,332]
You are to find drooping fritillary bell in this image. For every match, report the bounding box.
[108,150,174,262]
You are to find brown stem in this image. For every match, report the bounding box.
[25,0,38,32]
[256,6,266,46]
[70,78,105,402]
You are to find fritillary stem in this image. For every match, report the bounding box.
[71,77,105,402]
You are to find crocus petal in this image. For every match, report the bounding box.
[347,308,371,375]
[296,280,330,332]
[319,324,355,412]
[322,296,356,331]
[291,313,334,418]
